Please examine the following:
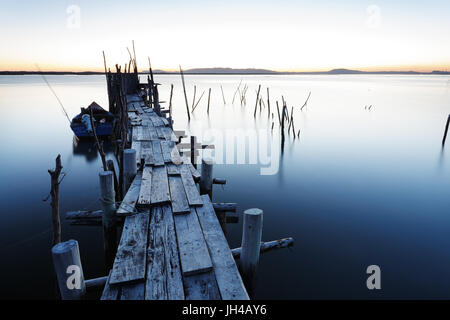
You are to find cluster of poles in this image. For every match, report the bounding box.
[177,68,312,145]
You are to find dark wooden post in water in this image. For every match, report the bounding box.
[52,240,86,300]
[123,149,137,194]
[179,66,191,121]
[48,155,63,246]
[190,136,196,168]
[99,171,117,269]
[200,158,213,196]
[254,85,261,117]
[442,114,450,147]
[240,208,263,298]
[207,88,211,114]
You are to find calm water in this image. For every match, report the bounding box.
[1,74,450,299]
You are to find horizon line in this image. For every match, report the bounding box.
[1,67,449,75]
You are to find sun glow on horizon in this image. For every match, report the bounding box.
[1,0,450,73]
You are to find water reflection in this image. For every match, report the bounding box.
[72,136,116,162]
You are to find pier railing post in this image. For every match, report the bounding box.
[99,171,117,269]
[190,136,196,168]
[200,158,213,196]
[123,148,137,194]
[240,208,263,298]
[51,239,86,300]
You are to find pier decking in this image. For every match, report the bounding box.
[101,93,249,300]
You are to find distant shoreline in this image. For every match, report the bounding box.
[1,68,449,76]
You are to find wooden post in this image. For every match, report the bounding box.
[200,158,213,196]
[48,155,63,246]
[179,66,191,121]
[190,136,196,168]
[99,171,117,269]
[240,208,263,297]
[106,159,120,202]
[123,149,137,194]
[442,114,450,147]
[207,88,211,114]
[168,84,174,129]
[253,85,261,117]
[220,85,226,105]
[52,240,86,300]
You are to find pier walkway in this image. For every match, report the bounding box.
[101,92,249,300]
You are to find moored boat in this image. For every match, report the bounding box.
[70,102,114,139]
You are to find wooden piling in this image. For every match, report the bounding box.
[52,239,86,300]
[106,160,119,202]
[200,158,213,196]
[240,208,263,297]
[190,136,196,168]
[179,66,191,121]
[123,149,137,193]
[442,114,450,147]
[253,85,261,117]
[220,85,226,105]
[207,88,211,114]
[99,171,117,268]
[48,155,63,246]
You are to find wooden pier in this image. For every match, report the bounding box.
[50,54,294,300]
[101,91,249,300]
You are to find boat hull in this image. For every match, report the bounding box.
[70,122,113,139]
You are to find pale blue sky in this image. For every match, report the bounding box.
[1,0,449,71]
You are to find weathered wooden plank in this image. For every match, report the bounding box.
[145,206,185,300]
[162,205,185,299]
[161,117,169,127]
[140,126,152,141]
[151,166,171,205]
[161,127,178,142]
[182,155,201,180]
[117,172,142,216]
[160,140,173,163]
[142,119,154,127]
[120,281,145,300]
[132,126,143,141]
[100,271,120,300]
[168,176,190,214]
[131,140,142,163]
[156,127,165,139]
[141,141,154,166]
[149,127,158,140]
[145,206,167,299]
[138,166,152,206]
[173,207,213,276]
[196,195,249,300]
[126,94,141,103]
[151,140,165,166]
[109,212,150,285]
[150,116,165,127]
[166,163,180,176]
[169,141,183,165]
[179,165,203,206]
[183,271,221,300]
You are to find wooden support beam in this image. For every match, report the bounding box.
[231,237,294,258]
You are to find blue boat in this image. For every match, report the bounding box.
[70,102,114,139]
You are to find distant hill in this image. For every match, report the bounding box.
[1,68,449,75]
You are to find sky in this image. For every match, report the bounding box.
[1,0,450,72]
